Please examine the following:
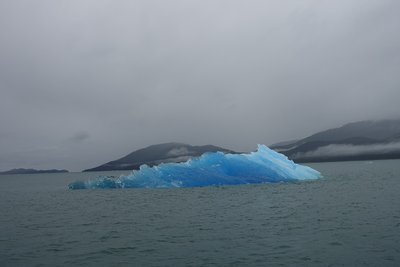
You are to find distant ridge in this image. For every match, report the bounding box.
[83,142,235,172]
[271,119,400,162]
[0,168,69,175]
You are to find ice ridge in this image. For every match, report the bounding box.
[69,145,321,189]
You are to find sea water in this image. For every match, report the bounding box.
[1,160,400,266]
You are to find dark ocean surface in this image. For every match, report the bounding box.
[1,160,399,266]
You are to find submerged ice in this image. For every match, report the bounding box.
[69,145,321,189]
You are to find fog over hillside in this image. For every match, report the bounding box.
[272,119,400,162]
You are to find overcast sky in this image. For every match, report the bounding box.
[0,0,399,171]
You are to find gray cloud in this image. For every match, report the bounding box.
[294,142,400,158]
[68,132,90,143]
[0,0,399,171]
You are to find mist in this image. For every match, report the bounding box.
[294,142,400,159]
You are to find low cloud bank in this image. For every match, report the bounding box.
[294,142,400,159]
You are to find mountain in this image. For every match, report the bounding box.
[0,168,69,175]
[83,142,235,172]
[270,119,400,163]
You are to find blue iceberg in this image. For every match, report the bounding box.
[69,145,321,189]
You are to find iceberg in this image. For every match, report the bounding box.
[69,145,321,189]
